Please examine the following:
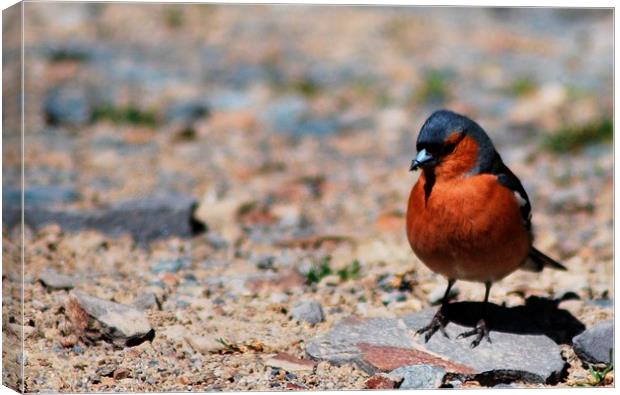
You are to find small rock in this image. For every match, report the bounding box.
[39,269,76,290]
[390,365,446,389]
[365,374,399,389]
[264,352,316,373]
[151,257,192,274]
[65,290,154,347]
[572,320,613,365]
[113,368,130,380]
[131,292,160,311]
[291,300,325,324]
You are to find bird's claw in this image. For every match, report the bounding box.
[416,309,450,342]
[457,319,491,348]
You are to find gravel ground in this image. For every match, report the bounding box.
[2,3,613,392]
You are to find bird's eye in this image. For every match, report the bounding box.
[442,143,457,155]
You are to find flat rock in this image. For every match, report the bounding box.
[264,352,317,373]
[39,269,77,290]
[390,365,446,389]
[306,302,575,385]
[6,195,206,244]
[65,290,154,347]
[572,320,613,365]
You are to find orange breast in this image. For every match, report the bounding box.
[406,173,531,282]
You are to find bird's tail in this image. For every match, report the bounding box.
[522,247,567,272]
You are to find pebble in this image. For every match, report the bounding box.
[291,300,325,325]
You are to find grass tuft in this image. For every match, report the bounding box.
[92,105,158,127]
[416,70,451,104]
[577,363,613,387]
[337,260,361,282]
[542,118,612,153]
[508,77,538,97]
[306,256,333,284]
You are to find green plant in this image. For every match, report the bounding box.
[508,77,538,97]
[92,105,158,126]
[542,118,612,153]
[337,259,361,281]
[577,363,613,387]
[416,70,451,104]
[306,257,333,284]
[292,77,321,98]
[164,8,184,29]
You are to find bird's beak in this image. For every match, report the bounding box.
[409,149,434,171]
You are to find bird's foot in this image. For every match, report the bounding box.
[415,309,450,342]
[457,318,491,348]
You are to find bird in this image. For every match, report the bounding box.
[406,109,566,348]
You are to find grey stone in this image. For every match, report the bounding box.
[39,269,77,290]
[67,290,154,347]
[390,365,446,389]
[306,304,571,385]
[151,257,192,274]
[292,300,325,325]
[572,320,613,365]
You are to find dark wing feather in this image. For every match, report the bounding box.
[489,153,532,231]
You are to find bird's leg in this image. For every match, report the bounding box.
[416,279,455,342]
[457,281,492,348]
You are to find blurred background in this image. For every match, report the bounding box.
[2,3,613,392]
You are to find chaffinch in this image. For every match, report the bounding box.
[407,109,566,348]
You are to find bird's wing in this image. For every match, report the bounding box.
[489,153,532,231]
[488,153,567,272]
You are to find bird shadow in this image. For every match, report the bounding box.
[441,296,586,345]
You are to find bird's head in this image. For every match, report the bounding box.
[410,110,496,178]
